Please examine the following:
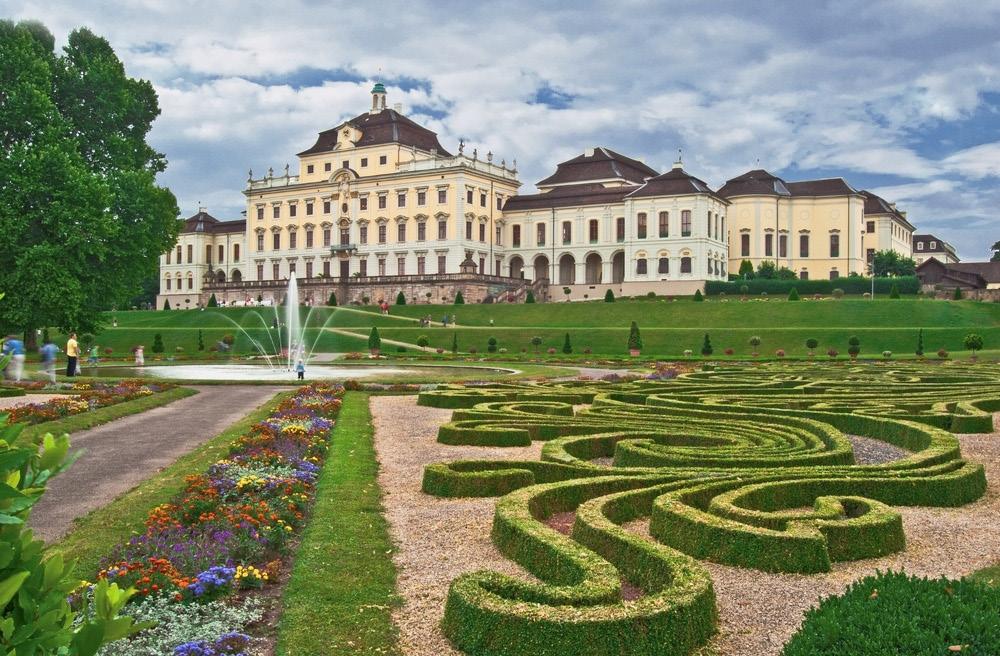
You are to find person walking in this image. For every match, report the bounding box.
[134,345,145,367]
[295,359,305,381]
[66,333,79,377]
[87,344,99,366]
[2,336,26,382]
[39,339,59,384]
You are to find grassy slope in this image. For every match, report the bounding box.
[48,390,289,579]
[80,299,998,357]
[276,392,400,656]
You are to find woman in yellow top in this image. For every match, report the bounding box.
[66,333,78,377]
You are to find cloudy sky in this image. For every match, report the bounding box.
[6,0,999,259]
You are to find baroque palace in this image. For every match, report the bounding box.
[158,84,925,308]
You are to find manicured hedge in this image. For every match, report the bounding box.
[706,276,920,296]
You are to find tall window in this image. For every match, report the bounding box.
[636,258,647,274]
[496,196,503,210]
[779,234,788,258]
[378,259,386,276]
[658,257,669,274]
[306,203,313,216]
[324,201,331,214]
[273,205,280,219]
[616,217,625,242]
[186,245,192,263]
[233,244,240,262]
[397,192,406,208]
[289,204,297,218]
[397,223,406,242]
[187,276,193,290]
[323,261,330,277]
[465,221,472,240]
[289,232,297,249]
[257,264,264,279]
[166,250,171,265]
[206,245,212,264]
[438,255,447,273]
[479,257,485,273]
[289,261,296,276]
[305,262,313,278]
[360,226,368,244]
[829,269,839,280]
[800,234,810,258]
[438,220,447,240]
[765,233,773,257]
[397,257,406,275]
[257,234,264,251]
[589,219,598,243]
[537,223,545,246]
[306,230,314,248]
[495,226,502,245]
[480,192,487,207]
[165,278,171,290]
[637,213,647,239]
[418,222,426,241]
[681,210,691,237]
[512,225,521,247]
[378,225,387,244]
[479,223,486,242]
[800,269,809,280]
[417,256,425,275]
[340,228,350,245]
[658,211,669,238]
[378,196,387,210]
[360,198,368,211]
[417,190,426,205]
[466,190,473,203]
[867,221,875,233]
[359,260,367,276]
[680,256,692,273]
[829,234,840,258]
[257,207,264,220]
[272,262,280,279]
[561,221,571,245]
[740,233,750,257]
[323,228,331,247]
[706,211,712,235]
[437,188,447,203]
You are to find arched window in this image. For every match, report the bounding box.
[636,258,647,274]
[658,257,669,274]
[680,257,692,273]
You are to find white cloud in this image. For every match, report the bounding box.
[942,142,1000,179]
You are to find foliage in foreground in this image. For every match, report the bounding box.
[783,571,1000,655]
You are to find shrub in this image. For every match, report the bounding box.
[582,347,591,354]
[627,321,643,351]
[953,286,963,300]
[883,350,892,359]
[963,333,984,356]
[701,333,713,356]
[396,291,406,305]
[724,348,734,355]
[327,292,337,306]
[368,327,381,352]
[646,291,656,298]
[562,333,572,354]
[468,347,477,355]
[938,348,949,359]
[530,336,543,352]
[683,349,693,357]
[436,348,444,354]
[499,347,508,354]
[455,291,465,305]
[775,349,786,357]
[848,335,861,358]
[827,348,838,358]
[163,299,171,310]
[525,291,535,304]
[832,288,844,299]
[783,571,1000,656]
[197,330,204,351]
[104,347,114,356]
[916,328,924,357]
[748,335,762,355]
[417,335,430,350]
[152,333,165,353]
[693,289,704,302]
[805,338,819,355]
[175,346,184,353]
[787,287,800,301]
[451,333,458,354]
[487,337,498,353]
[604,289,614,303]
[396,345,407,353]
[705,277,918,296]
[889,283,900,299]
[546,347,556,355]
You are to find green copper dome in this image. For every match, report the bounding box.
[371,82,386,94]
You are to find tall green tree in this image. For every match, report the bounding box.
[991,240,1000,262]
[871,250,916,277]
[0,21,178,338]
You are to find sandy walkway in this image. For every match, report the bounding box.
[30,385,285,543]
[372,396,999,656]
[371,395,541,656]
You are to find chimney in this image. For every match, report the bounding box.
[584,147,595,157]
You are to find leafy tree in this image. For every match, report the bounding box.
[451,332,458,354]
[562,332,572,354]
[416,335,429,350]
[805,338,818,355]
[916,329,924,357]
[737,259,755,279]
[756,261,777,279]
[872,250,916,277]
[701,333,713,356]
[151,332,164,353]
[693,289,704,302]
[368,327,381,352]
[787,287,800,301]
[848,335,861,359]
[487,336,498,353]
[207,293,218,307]
[963,333,984,356]
[776,267,798,280]
[953,286,963,300]
[992,240,1000,262]
[530,336,543,352]
[748,335,761,355]
[628,322,642,351]
[327,291,337,306]
[395,291,406,305]
[454,291,465,305]
[604,289,614,303]
[162,299,171,311]
[525,290,535,304]
[0,22,180,339]
[197,329,204,351]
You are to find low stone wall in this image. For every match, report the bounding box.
[558,279,705,301]
[922,285,1000,302]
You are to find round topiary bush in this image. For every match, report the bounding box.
[882,350,892,359]
[832,288,845,299]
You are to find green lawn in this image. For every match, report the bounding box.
[276,392,401,656]
[69,298,998,358]
[48,390,290,579]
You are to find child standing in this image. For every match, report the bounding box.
[135,345,145,367]
[295,359,305,380]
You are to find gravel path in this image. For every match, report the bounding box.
[29,385,284,543]
[371,395,542,656]
[847,434,910,464]
[0,393,74,411]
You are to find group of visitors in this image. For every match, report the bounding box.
[1,332,140,383]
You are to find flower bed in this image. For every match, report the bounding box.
[4,380,175,426]
[72,383,344,655]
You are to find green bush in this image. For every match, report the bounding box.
[848,335,861,358]
[151,333,164,353]
[782,571,1000,656]
[395,291,406,305]
[487,336,498,353]
[889,283,900,299]
[788,287,800,301]
[706,276,919,296]
[805,338,819,354]
[693,289,704,302]
[162,299,171,311]
[531,336,543,352]
[451,332,458,354]
[562,333,572,354]
[525,290,535,304]
[627,321,642,351]
[916,328,924,357]
[368,327,381,352]
[604,289,614,303]
[701,333,713,356]
[455,291,465,305]
[327,291,337,306]
[207,293,218,307]
[964,333,983,355]
[953,286,963,300]
[416,335,429,350]
[197,329,204,351]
